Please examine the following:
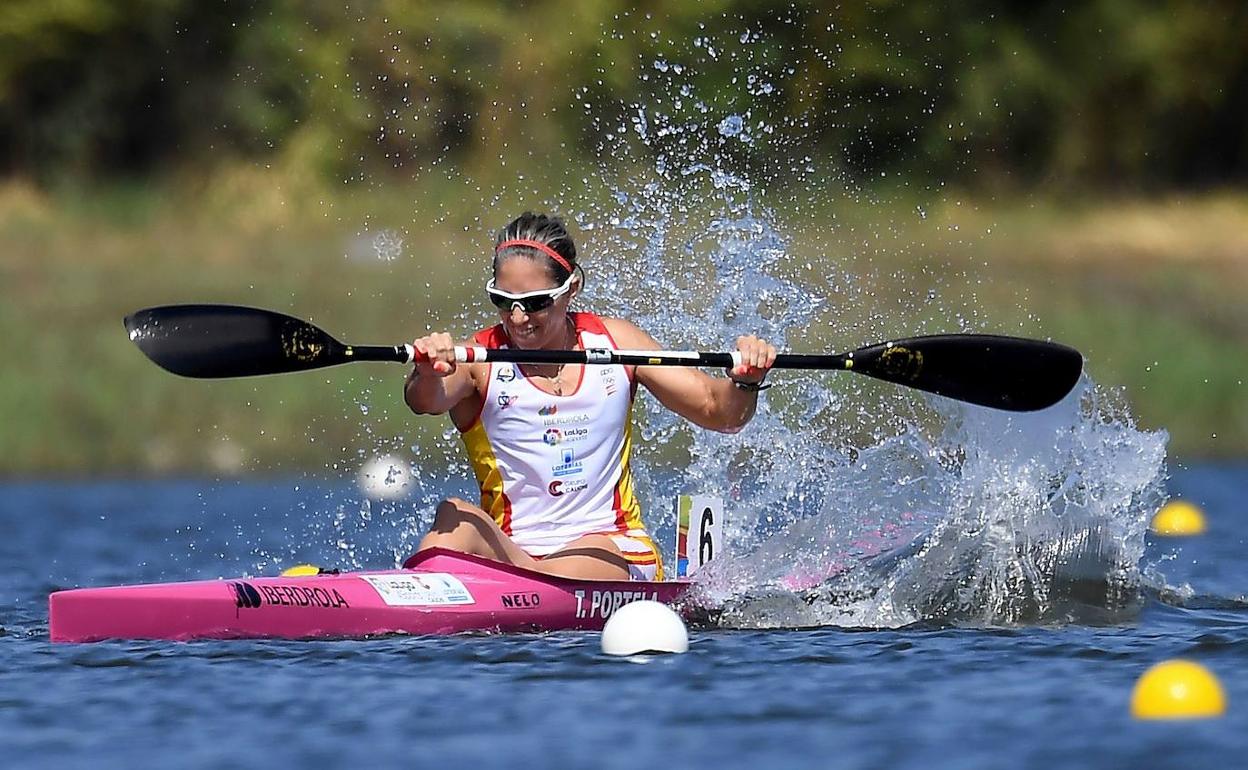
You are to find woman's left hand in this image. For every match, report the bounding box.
[729,334,777,384]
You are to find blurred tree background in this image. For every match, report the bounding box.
[1,0,1246,472]
[3,0,1243,188]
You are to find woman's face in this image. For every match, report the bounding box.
[492,257,578,349]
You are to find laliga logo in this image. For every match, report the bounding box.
[543,428,561,446]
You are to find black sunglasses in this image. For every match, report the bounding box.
[486,275,575,314]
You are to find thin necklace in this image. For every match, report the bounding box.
[548,319,577,396]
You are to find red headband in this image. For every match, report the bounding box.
[495,239,574,274]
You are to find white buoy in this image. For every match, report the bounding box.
[601,600,689,655]
[357,454,414,501]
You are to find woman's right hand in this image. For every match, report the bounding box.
[412,332,458,376]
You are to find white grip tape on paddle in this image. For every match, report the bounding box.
[730,351,743,369]
[406,345,478,364]
[455,346,486,363]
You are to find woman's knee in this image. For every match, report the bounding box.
[431,498,491,529]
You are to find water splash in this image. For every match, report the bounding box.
[556,23,1167,628]
[694,380,1167,627]
[303,18,1171,629]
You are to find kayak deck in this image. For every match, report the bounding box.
[49,548,689,643]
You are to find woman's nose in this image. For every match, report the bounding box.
[508,304,529,322]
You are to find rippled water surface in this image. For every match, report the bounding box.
[2,467,1245,769]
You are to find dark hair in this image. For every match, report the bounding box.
[493,212,579,283]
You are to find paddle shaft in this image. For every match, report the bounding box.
[125,304,1084,411]
[377,344,834,371]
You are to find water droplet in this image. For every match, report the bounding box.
[717,115,744,138]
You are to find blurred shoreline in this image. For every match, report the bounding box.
[3,174,1245,474]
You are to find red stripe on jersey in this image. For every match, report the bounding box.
[500,492,514,536]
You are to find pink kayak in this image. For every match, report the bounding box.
[49,547,690,643]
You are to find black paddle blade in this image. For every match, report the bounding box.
[124,305,350,378]
[849,334,1083,412]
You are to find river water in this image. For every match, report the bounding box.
[2,465,1245,769]
[7,14,1243,769]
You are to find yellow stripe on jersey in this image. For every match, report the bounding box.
[612,532,664,581]
[461,420,509,529]
[612,411,645,532]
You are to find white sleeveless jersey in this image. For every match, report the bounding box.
[459,313,646,555]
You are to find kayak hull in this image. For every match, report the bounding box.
[49,548,689,643]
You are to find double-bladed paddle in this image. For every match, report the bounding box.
[124,304,1083,412]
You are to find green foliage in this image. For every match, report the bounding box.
[1,1,1245,187]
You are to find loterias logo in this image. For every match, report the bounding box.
[551,446,583,477]
[231,582,261,609]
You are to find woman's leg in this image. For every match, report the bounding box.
[536,534,631,580]
[417,499,630,580]
[418,498,539,567]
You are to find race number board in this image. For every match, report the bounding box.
[675,494,723,578]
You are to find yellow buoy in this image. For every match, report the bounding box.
[1131,660,1226,720]
[1150,500,1206,536]
[280,564,322,577]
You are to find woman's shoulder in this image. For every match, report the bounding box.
[587,315,657,349]
[471,323,509,348]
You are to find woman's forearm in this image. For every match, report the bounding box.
[405,368,458,415]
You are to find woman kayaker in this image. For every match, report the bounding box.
[405,212,775,581]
